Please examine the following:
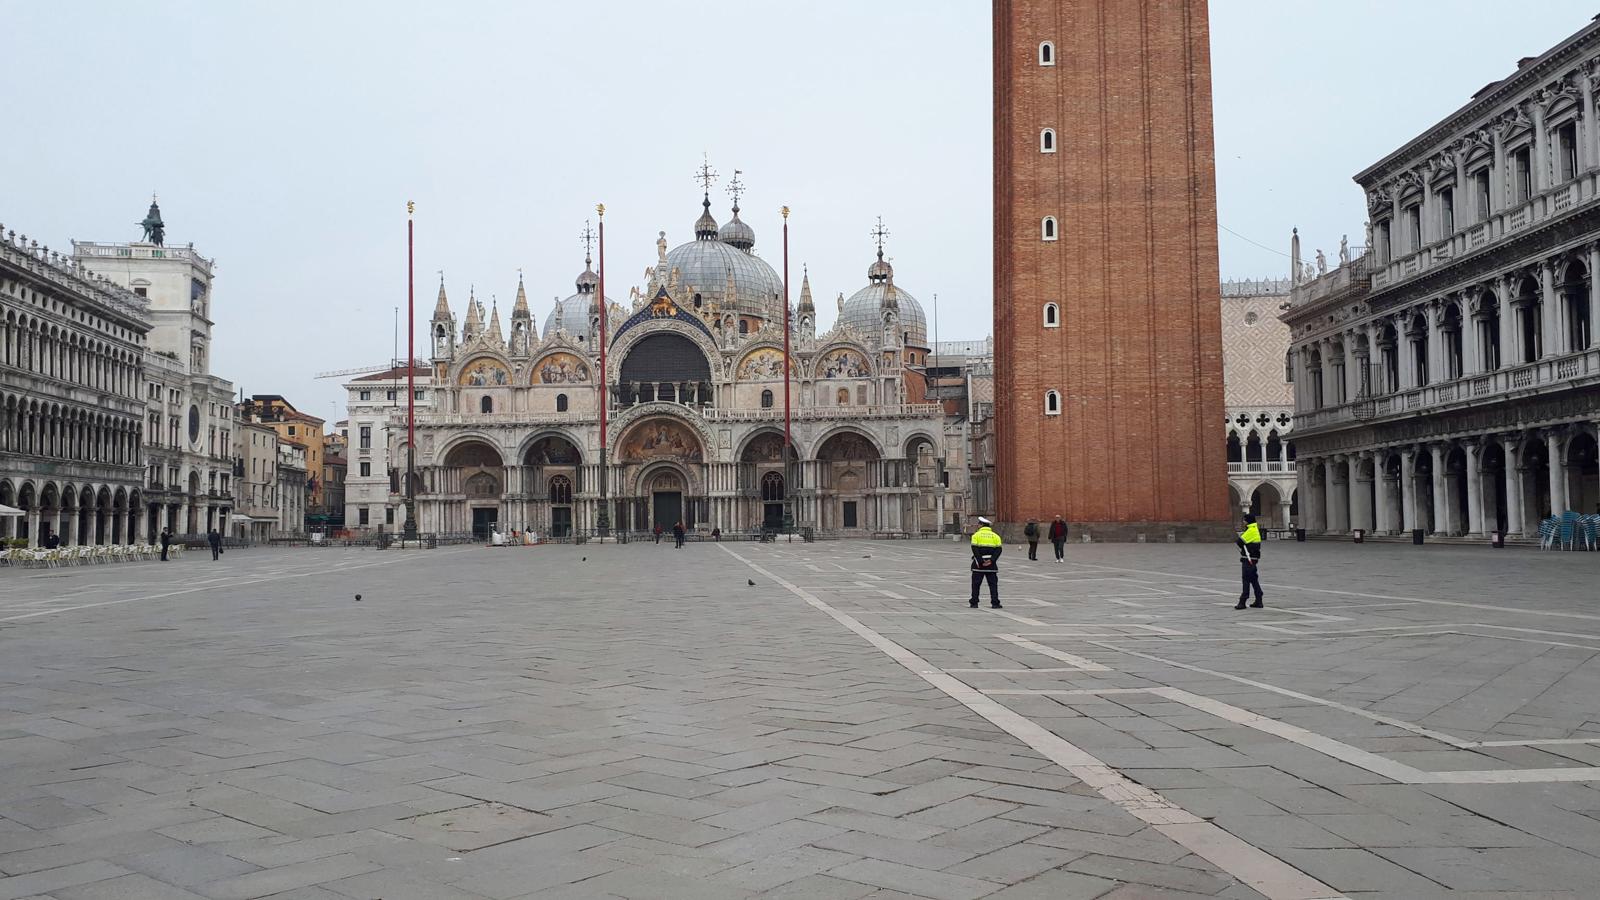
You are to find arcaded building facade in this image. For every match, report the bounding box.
[992,0,1230,539]
[1221,279,1298,528]
[403,185,948,538]
[0,227,150,546]
[1287,20,1600,537]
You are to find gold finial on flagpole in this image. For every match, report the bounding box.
[781,205,790,220]
[596,203,605,218]
[407,201,415,217]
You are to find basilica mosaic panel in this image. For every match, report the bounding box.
[818,348,870,379]
[737,348,793,380]
[534,353,590,384]
[620,418,703,462]
[459,359,510,387]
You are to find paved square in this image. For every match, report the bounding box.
[1,540,1597,899]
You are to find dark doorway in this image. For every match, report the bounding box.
[842,501,859,529]
[763,503,784,530]
[471,507,497,540]
[550,507,572,538]
[652,492,683,530]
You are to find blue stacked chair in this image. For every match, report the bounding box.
[1557,511,1580,550]
[1538,516,1559,549]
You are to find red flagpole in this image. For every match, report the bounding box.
[405,201,416,537]
[596,204,610,535]
[781,206,793,533]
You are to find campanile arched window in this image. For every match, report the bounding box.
[1041,217,1058,241]
[1043,303,1060,328]
[1045,390,1061,415]
[1040,128,1056,153]
[1039,41,1055,66]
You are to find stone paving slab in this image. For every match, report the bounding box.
[0,541,1596,897]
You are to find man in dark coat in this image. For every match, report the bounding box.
[159,528,172,562]
[207,529,222,561]
[1023,520,1039,561]
[672,521,686,549]
[1048,515,1068,563]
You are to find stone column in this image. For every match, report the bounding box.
[1427,303,1444,386]
[1589,242,1600,351]
[1532,101,1549,195]
[1374,452,1393,534]
[1463,440,1483,535]
[1320,458,1336,532]
[1400,447,1417,532]
[1547,429,1568,514]
[1334,457,1352,532]
[1540,260,1557,358]
[1584,72,1598,173]
[1343,335,1359,402]
[62,508,77,547]
[25,508,38,547]
[1497,275,1516,368]
[1430,443,1449,534]
[1491,127,1507,222]
[1505,436,1526,536]
[1350,455,1369,533]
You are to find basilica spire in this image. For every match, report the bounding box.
[510,272,535,353]
[719,169,755,251]
[462,286,483,341]
[487,297,504,343]
[693,155,720,240]
[797,266,815,315]
[433,275,451,317]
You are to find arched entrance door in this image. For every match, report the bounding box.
[645,468,687,530]
[816,430,880,532]
[618,416,705,530]
[444,440,504,538]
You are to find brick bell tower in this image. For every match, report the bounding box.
[992,0,1231,540]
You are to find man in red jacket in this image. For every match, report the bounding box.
[1048,515,1068,563]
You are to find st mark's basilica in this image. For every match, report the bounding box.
[409,177,949,538]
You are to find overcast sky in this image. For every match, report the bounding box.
[3,1,1596,423]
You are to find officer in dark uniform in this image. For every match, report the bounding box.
[1235,514,1264,609]
[969,517,1003,609]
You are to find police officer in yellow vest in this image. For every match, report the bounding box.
[970,517,1003,609]
[1235,513,1264,610]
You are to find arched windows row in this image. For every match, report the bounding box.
[0,308,142,399]
[0,395,142,465]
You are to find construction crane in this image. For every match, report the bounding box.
[313,359,427,380]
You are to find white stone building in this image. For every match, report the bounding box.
[385,180,948,539]
[73,200,237,538]
[342,365,434,531]
[1286,20,1600,538]
[1221,279,1298,528]
[0,226,149,546]
[232,419,279,543]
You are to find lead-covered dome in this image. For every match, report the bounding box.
[838,248,928,348]
[543,255,620,342]
[665,196,785,321]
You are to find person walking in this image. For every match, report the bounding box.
[672,520,686,549]
[653,523,663,544]
[159,528,172,562]
[969,517,1003,609]
[1048,515,1068,563]
[1023,519,1039,561]
[1235,514,1264,609]
[207,528,222,561]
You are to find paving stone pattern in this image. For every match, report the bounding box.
[0,540,1596,898]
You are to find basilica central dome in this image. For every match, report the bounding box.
[543,255,622,342]
[664,195,786,322]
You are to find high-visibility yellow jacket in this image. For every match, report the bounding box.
[1236,523,1261,562]
[971,526,1002,571]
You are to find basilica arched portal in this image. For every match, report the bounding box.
[617,416,705,530]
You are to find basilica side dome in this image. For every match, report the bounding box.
[543,256,621,340]
[837,248,929,348]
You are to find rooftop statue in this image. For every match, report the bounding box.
[139,196,165,246]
